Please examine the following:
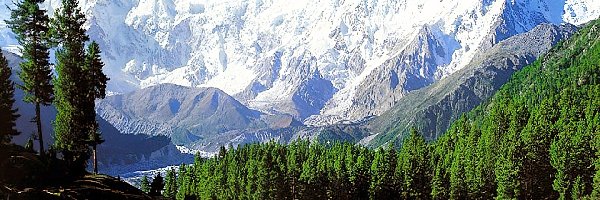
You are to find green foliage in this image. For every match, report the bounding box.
[397,128,431,199]
[594,121,600,198]
[52,0,107,175]
[369,145,396,199]
[0,52,20,144]
[6,0,53,156]
[140,175,150,194]
[433,18,600,199]
[164,168,177,198]
[84,41,108,148]
[53,0,90,173]
[171,17,600,200]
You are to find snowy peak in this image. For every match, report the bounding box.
[1,0,599,125]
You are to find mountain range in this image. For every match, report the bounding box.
[2,0,599,124]
[1,0,600,159]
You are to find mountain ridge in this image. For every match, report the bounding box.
[1,0,598,124]
[367,23,578,146]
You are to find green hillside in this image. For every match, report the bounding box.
[166,18,600,200]
[428,18,600,199]
[367,23,577,147]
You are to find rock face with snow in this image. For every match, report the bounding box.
[366,23,578,146]
[1,0,599,125]
[96,83,301,145]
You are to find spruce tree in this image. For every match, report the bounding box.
[369,145,396,200]
[520,98,559,199]
[397,128,431,199]
[494,100,527,200]
[150,173,165,196]
[430,135,452,200]
[53,0,107,174]
[164,168,178,198]
[593,127,600,198]
[0,52,20,144]
[6,0,53,156]
[140,175,150,194]
[53,0,88,173]
[550,88,596,199]
[84,41,108,174]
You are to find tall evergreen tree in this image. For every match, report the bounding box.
[593,118,600,198]
[430,134,453,200]
[6,0,53,156]
[150,173,165,196]
[140,175,150,194]
[494,99,527,200]
[53,0,107,174]
[397,128,431,199]
[550,88,596,199]
[84,41,108,174]
[0,52,20,144]
[52,0,88,172]
[369,145,396,200]
[519,98,559,199]
[164,167,178,198]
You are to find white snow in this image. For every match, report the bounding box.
[0,0,599,122]
[175,145,216,158]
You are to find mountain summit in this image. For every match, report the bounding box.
[0,0,599,125]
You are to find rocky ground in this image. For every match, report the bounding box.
[0,144,154,200]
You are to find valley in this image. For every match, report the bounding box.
[0,0,599,199]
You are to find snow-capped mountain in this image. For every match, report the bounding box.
[1,0,599,125]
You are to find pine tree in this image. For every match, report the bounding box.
[84,41,108,175]
[53,0,104,174]
[449,118,469,199]
[198,159,217,199]
[430,135,452,200]
[590,90,600,199]
[0,52,20,144]
[6,0,53,156]
[519,98,559,199]
[494,100,527,200]
[369,144,396,200]
[140,175,150,194]
[593,115,600,198]
[150,173,165,196]
[550,88,596,199]
[353,147,371,200]
[164,167,178,198]
[397,128,431,199]
[286,141,307,199]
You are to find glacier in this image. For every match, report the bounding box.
[1,0,599,125]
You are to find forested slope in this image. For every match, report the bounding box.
[162,18,600,200]
[429,18,600,199]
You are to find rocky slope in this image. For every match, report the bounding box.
[88,22,588,151]
[96,83,307,152]
[365,23,578,146]
[0,146,152,200]
[1,0,599,124]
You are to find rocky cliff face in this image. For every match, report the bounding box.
[366,23,578,146]
[96,83,301,146]
[1,0,598,124]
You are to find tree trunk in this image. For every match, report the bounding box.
[36,102,45,157]
[93,144,98,174]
